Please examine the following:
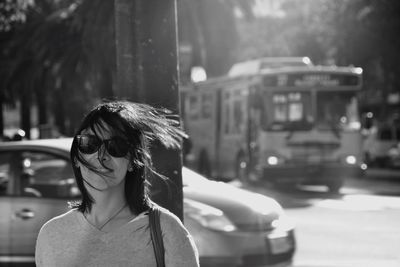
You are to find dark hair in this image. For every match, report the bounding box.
[70,101,185,214]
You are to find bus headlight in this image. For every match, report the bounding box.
[267,156,285,166]
[360,163,368,170]
[345,155,357,165]
[268,156,279,165]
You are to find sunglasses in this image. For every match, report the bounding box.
[76,135,130,157]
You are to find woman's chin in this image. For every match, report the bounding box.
[84,182,108,191]
[84,179,124,192]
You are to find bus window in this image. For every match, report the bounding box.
[264,91,312,131]
[316,91,360,131]
[233,99,244,133]
[223,91,230,134]
[201,93,213,119]
[221,89,247,135]
[288,93,304,121]
[289,102,303,121]
[187,95,200,120]
[273,94,287,122]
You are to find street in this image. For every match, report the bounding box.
[239,168,400,267]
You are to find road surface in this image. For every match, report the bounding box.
[239,168,400,267]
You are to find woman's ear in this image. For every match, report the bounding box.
[74,159,80,169]
[128,165,133,172]
[127,160,134,172]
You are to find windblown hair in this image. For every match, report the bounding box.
[70,101,186,214]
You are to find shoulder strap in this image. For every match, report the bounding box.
[149,206,165,267]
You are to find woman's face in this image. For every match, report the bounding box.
[76,122,131,191]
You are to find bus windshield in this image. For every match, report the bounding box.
[316,91,360,131]
[262,91,313,131]
[258,90,361,132]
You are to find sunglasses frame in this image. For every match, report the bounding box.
[75,134,130,158]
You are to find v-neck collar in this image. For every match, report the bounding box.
[75,210,148,235]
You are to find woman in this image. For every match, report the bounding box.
[35,101,199,267]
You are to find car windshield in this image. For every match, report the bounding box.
[182,167,210,187]
[378,126,400,141]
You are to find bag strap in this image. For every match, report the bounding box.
[149,206,165,267]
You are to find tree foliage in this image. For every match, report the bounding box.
[323,0,400,116]
[178,0,255,77]
[237,0,400,118]
[0,0,34,32]
[1,0,254,137]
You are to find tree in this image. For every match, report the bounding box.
[178,0,255,77]
[235,0,400,119]
[1,0,255,136]
[2,0,112,137]
[1,0,61,138]
[236,0,335,63]
[327,0,400,118]
[0,0,35,137]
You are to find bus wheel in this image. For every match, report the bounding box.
[327,180,342,194]
[198,150,211,177]
[364,152,372,167]
[236,154,248,183]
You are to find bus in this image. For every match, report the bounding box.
[182,63,364,193]
[227,56,313,77]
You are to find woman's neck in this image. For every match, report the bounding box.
[86,185,130,227]
[92,193,126,215]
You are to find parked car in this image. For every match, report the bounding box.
[386,142,400,169]
[0,138,295,267]
[363,124,400,167]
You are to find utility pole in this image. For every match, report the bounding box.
[114,0,183,219]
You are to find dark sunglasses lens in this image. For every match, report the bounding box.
[77,136,100,154]
[107,138,129,157]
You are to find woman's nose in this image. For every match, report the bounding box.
[97,144,110,161]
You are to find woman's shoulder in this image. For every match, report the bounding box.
[153,205,200,266]
[38,209,80,236]
[153,205,186,233]
[156,205,180,220]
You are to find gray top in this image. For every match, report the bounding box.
[35,207,199,267]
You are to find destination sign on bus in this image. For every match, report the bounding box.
[263,73,360,87]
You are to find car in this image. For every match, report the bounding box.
[0,138,295,267]
[386,142,400,169]
[362,124,400,168]
[182,168,296,266]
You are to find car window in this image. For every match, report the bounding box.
[0,152,14,196]
[378,128,393,140]
[19,151,79,199]
[396,127,400,141]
